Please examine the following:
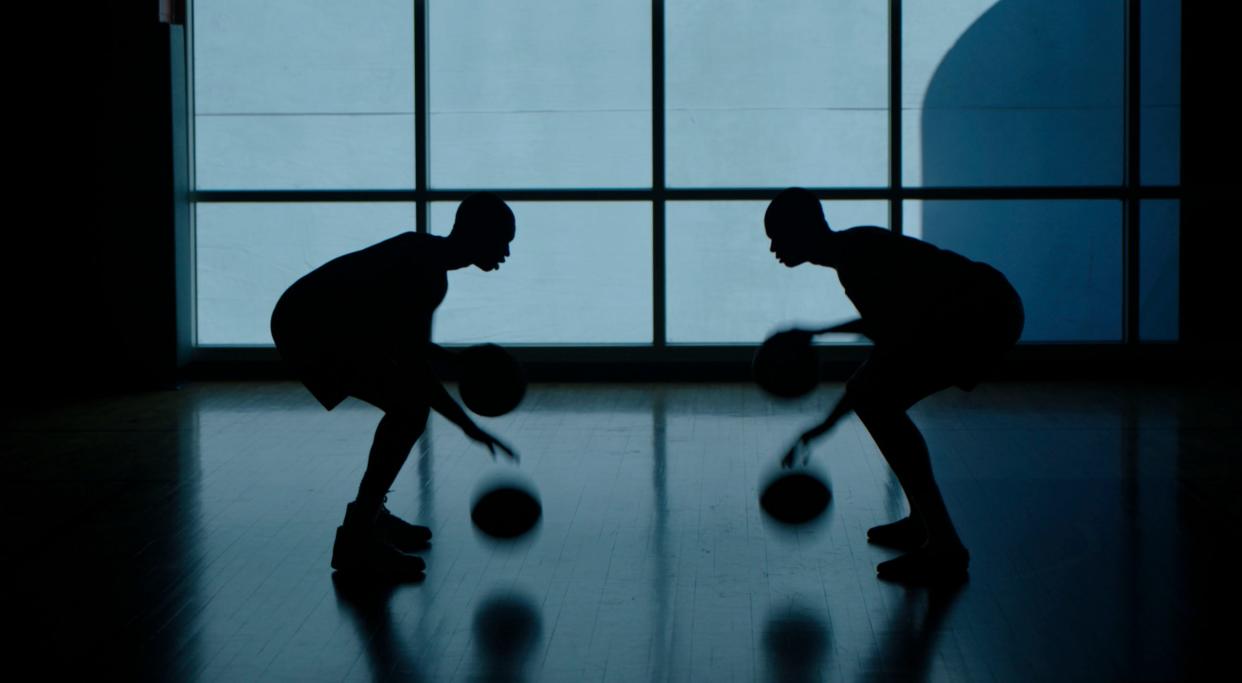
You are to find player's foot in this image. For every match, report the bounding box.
[376,504,432,552]
[866,516,927,550]
[344,500,433,552]
[876,544,969,586]
[330,524,425,581]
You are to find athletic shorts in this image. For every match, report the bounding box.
[848,269,1024,410]
[271,323,352,411]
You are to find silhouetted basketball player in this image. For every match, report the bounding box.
[271,193,517,580]
[765,187,1023,584]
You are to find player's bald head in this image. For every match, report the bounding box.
[765,187,829,238]
[452,192,515,242]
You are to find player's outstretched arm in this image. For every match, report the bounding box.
[807,318,869,336]
[781,389,855,468]
[417,367,519,461]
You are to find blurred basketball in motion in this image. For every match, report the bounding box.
[753,330,818,398]
[759,467,832,526]
[459,343,527,417]
[471,471,542,540]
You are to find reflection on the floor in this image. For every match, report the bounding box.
[471,590,544,682]
[6,380,1237,681]
[332,573,426,683]
[762,603,831,682]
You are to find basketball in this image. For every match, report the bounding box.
[753,330,818,398]
[759,468,832,526]
[471,472,542,540]
[459,343,527,417]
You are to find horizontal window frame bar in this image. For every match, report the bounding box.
[193,186,1181,203]
[187,342,1184,382]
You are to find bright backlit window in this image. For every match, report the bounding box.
[191,1,1180,347]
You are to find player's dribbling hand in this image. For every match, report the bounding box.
[468,426,520,463]
[780,436,812,469]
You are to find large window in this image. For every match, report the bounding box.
[190,0,1180,348]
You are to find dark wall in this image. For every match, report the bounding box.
[1180,3,1237,369]
[6,3,179,409]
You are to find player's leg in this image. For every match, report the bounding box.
[850,360,969,582]
[346,363,436,550]
[330,364,432,577]
[353,408,428,515]
[849,359,932,548]
[855,402,961,543]
[857,283,1019,582]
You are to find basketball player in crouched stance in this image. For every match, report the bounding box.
[271,193,518,580]
[765,187,1023,584]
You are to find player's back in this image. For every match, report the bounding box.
[271,232,447,350]
[833,227,1009,344]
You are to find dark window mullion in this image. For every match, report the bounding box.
[653,0,666,348]
[1123,0,1142,344]
[415,0,428,234]
[889,0,903,235]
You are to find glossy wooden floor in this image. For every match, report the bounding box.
[4,380,1238,681]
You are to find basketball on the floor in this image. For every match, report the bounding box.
[471,472,542,540]
[752,330,818,398]
[459,343,527,417]
[759,468,832,526]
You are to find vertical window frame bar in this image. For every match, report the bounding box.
[1123,0,1142,344]
[415,0,429,234]
[653,0,667,347]
[889,0,904,235]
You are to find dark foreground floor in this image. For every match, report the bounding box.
[3,380,1238,681]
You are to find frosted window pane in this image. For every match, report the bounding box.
[667,201,887,343]
[905,200,1122,341]
[903,0,1124,186]
[195,203,416,345]
[431,203,651,344]
[429,1,651,188]
[1141,0,1181,186]
[1140,201,1179,341]
[666,1,887,187]
[195,116,414,190]
[193,0,414,189]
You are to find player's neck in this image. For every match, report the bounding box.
[807,231,839,268]
[437,235,474,270]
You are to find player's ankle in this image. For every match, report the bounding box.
[344,500,381,528]
[924,538,968,556]
[921,525,965,549]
